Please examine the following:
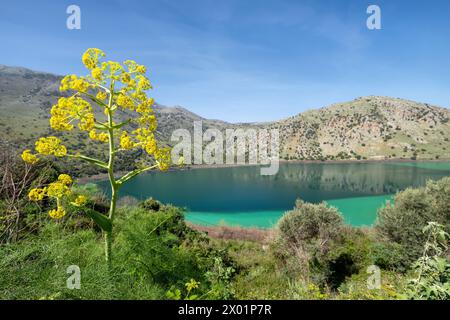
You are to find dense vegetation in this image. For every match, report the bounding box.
[0,152,449,300]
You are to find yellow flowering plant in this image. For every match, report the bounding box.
[28,174,76,219]
[22,48,172,265]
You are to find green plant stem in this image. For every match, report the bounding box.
[67,154,108,169]
[104,230,112,265]
[117,164,158,186]
[105,80,118,267]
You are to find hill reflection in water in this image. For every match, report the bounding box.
[98,162,450,215]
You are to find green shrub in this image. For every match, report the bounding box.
[277,199,343,249]
[204,256,235,299]
[405,222,450,300]
[139,198,162,212]
[372,241,409,272]
[274,200,346,286]
[318,227,373,289]
[376,178,450,266]
[0,150,60,243]
[114,207,202,288]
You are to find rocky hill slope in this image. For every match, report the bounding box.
[270,96,450,160]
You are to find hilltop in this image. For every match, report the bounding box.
[270,96,450,160]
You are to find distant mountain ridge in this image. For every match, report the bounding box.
[1,65,450,166]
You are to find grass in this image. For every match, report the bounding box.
[0,206,217,300]
[0,221,165,299]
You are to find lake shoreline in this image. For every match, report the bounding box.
[187,223,273,243]
[81,160,450,231]
[77,158,450,184]
[187,221,374,241]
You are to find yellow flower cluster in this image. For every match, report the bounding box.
[80,49,168,164]
[116,94,135,110]
[28,174,78,220]
[92,67,103,81]
[21,149,39,164]
[28,188,46,201]
[58,174,73,185]
[121,72,131,83]
[78,48,163,159]
[89,129,109,143]
[79,49,156,122]
[82,48,105,70]
[120,131,136,150]
[155,147,171,171]
[50,97,94,131]
[136,98,154,113]
[60,74,91,92]
[21,137,68,169]
[103,60,123,80]
[132,127,157,154]
[35,136,67,157]
[124,60,147,74]
[136,113,157,130]
[49,207,66,219]
[96,91,108,101]
[73,195,87,207]
[136,75,152,91]
[46,175,72,198]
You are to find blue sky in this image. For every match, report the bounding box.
[1,0,450,122]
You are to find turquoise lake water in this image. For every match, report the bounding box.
[97,162,450,228]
